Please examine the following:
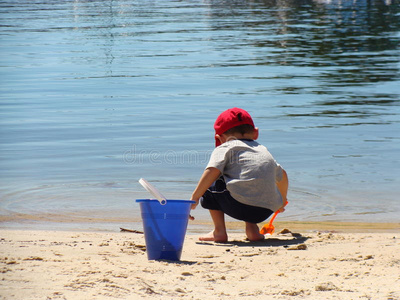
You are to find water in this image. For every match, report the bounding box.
[1,0,399,231]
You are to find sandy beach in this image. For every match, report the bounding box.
[1,224,399,300]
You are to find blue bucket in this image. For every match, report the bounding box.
[136,199,195,261]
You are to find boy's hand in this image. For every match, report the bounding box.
[278,199,288,213]
[190,197,201,210]
[191,202,198,210]
[189,198,201,220]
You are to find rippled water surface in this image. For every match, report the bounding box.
[1,0,399,230]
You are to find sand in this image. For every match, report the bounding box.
[1,226,399,300]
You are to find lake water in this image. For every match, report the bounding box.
[1,0,399,232]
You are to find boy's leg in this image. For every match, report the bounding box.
[199,209,228,243]
[200,177,272,242]
[245,222,265,241]
[199,177,228,242]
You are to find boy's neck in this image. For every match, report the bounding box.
[225,132,254,141]
[217,128,258,145]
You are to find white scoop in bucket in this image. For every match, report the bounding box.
[139,178,167,205]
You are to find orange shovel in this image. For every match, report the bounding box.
[260,201,288,235]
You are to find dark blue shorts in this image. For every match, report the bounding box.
[200,177,273,224]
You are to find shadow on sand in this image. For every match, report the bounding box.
[196,232,309,248]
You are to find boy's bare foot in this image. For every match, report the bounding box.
[246,222,265,241]
[199,230,228,243]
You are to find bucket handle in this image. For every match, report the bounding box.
[139,178,167,205]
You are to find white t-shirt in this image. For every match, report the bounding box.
[206,139,284,211]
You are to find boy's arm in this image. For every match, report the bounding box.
[191,167,221,209]
[276,169,289,212]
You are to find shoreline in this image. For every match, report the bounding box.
[1,220,399,234]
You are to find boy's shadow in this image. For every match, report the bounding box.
[197,233,308,248]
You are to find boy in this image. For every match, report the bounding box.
[191,107,288,242]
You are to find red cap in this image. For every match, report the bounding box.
[214,107,255,147]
